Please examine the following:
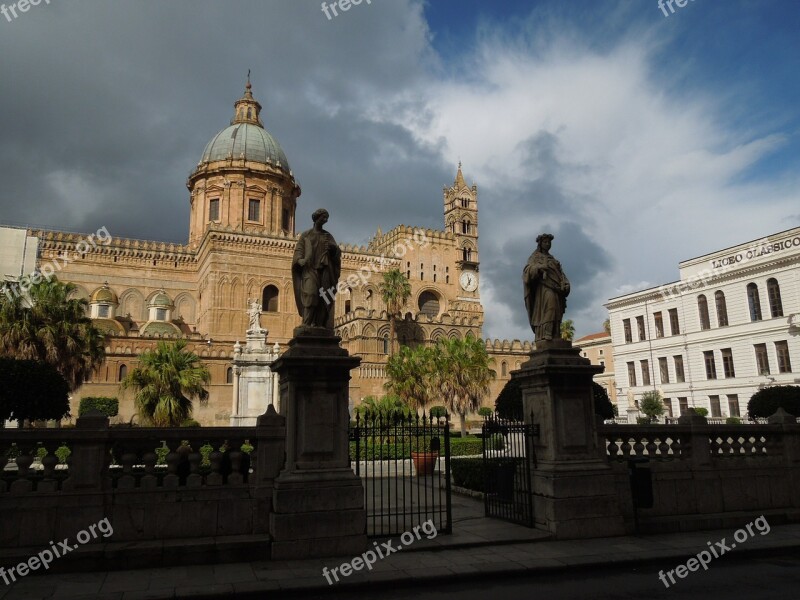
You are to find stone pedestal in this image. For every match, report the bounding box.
[513,339,626,539]
[230,329,281,426]
[268,328,367,559]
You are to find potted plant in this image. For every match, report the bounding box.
[411,436,439,476]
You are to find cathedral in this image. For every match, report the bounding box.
[23,81,531,425]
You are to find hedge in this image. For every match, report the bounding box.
[78,397,119,418]
[348,435,501,460]
[747,385,800,420]
[451,458,484,492]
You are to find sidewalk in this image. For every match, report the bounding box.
[3,516,800,600]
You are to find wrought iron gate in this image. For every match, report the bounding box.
[482,416,535,527]
[350,412,452,537]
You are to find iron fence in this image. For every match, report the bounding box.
[482,416,535,527]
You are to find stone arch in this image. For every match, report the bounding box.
[448,330,460,340]
[230,278,243,309]
[431,328,446,342]
[119,289,146,321]
[173,293,196,324]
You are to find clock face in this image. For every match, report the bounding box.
[460,271,478,292]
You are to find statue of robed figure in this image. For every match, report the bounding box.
[292,208,341,330]
[523,233,570,342]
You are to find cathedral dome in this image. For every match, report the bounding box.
[200,123,290,171]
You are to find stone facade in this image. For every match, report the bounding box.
[574,331,617,406]
[11,81,534,425]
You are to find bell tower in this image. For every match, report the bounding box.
[444,162,479,272]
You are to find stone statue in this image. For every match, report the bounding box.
[523,233,570,342]
[292,208,341,330]
[247,298,262,332]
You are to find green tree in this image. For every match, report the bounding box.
[0,358,70,427]
[592,382,615,420]
[354,394,410,421]
[0,276,105,391]
[431,337,495,437]
[384,344,437,410]
[379,269,411,355]
[495,378,523,420]
[639,390,665,424]
[560,319,575,341]
[748,385,800,419]
[120,340,210,427]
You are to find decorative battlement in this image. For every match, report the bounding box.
[484,338,534,353]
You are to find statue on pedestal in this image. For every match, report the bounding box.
[247,298,262,332]
[523,233,570,342]
[292,208,341,330]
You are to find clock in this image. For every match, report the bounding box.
[459,271,478,292]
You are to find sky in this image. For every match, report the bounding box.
[1,0,798,342]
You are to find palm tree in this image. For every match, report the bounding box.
[384,344,437,410]
[379,269,411,355]
[120,340,210,427]
[560,319,575,341]
[0,277,105,390]
[431,337,495,437]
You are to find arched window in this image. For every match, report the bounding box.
[697,295,710,330]
[418,291,441,318]
[226,367,233,384]
[262,285,279,312]
[382,334,389,354]
[501,361,508,377]
[462,220,470,234]
[462,247,472,262]
[767,278,783,318]
[118,364,127,381]
[747,283,762,322]
[715,291,728,327]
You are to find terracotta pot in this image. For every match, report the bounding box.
[411,451,439,476]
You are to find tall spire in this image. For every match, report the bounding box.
[454,161,467,189]
[231,72,263,127]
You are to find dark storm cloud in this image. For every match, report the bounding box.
[0,0,443,242]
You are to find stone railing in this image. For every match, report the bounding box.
[599,409,799,463]
[0,408,286,550]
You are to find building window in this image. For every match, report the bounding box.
[721,348,735,378]
[668,308,680,335]
[703,350,717,380]
[382,334,389,354]
[636,316,646,341]
[654,312,664,338]
[226,367,233,384]
[767,278,783,318]
[345,300,351,313]
[709,395,721,418]
[156,308,167,321]
[98,304,109,318]
[715,291,728,327]
[747,283,762,321]
[659,357,669,384]
[209,198,220,221]
[728,394,740,417]
[501,361,508,377]
[248,199,261,221]
[262,285,279,313]
[674,355,685,383]
[754,343,770,375]
[282,207,290,231]
[627,362,637,387]
[663,398,673,418]
[697,295,710,330]
[623,318,632,343]
[776,341,792,373]
[418,291,441,318]
[599,349,604,356]
[118,364,127,382]
[679,397,688,416]
[640,359,651,386]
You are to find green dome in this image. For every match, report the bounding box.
[200,123,290,171]
[149,291,173,308]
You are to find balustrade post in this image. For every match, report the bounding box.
[678,410,710,467]
[768,408,800,464]
[62,410,110,491]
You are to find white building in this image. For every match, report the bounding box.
[606,226,800,421]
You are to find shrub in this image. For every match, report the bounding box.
[593,383,615,420]
[429,406,447,418]
[55,444,71,464]
[0,358,70,424]
[78,397,119,418]
[180,418,201,427]
[694,407,709,417]
[155,446,169,465]
[495,378,523,420]
[450,457,484,492]
[241,440,254,454]
[478,407,494,418]
[726,416,743,425]
[747,385,800,420]
[639,391,665,424]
